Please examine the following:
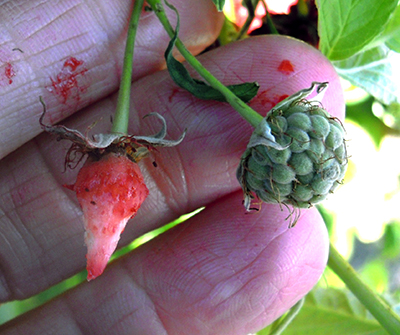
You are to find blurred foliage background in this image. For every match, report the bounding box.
[1,0,400,333]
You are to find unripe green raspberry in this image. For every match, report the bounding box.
[237,82,348,214]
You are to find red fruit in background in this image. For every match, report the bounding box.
[69,152,149,281]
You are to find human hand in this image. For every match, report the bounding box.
[0,0,345,334]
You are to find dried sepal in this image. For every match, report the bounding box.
[39,96,186,166]
[132,112,187,148]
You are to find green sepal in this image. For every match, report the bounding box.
[212,0,225,11]
[164,7,259,103]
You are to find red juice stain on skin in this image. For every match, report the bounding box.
[49,56,88,103]
[278,60,294,74]
[277,94,289,102]
[4,62,16,84]
[168,88,180,103]
[256,90,290,111]
[64,57,84,72]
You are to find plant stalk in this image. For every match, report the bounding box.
[268,298,304,335]
[147,0,263,128]
[263,2,279,35]
[111,0,144,134]
[145,1,400,333]
[328,243,400,335]
[146,2,400,333]
[236,0,258,40]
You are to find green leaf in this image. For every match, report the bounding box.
[381,103,400,130]
[345,96,397,148]
[381,5,400,52]
[360,260,389,294]
[164,7,259,103]
[212,0,225,11]
[316,0,398,60]
[282,287,387,335]
[218,17,240,46]
[383,221,400,258]
[334,45,400,105]
[368,5,400,52]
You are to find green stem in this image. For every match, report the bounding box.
[111,0,144,134]
[328,243,400,335]
[236,0,258,40]
[269,298,304,335]
[136,2,400,333]
[263,2,279,35]
[147,0,263,128]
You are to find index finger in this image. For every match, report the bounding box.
[0,35,344,301]
[0,0,223,159]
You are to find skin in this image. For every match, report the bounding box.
[0,0,345,334]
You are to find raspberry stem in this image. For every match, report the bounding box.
[268,298,305,334]
[146,0,263,128]
[145,3,400,333]
[328,243,400,335]
[111,0,144,135]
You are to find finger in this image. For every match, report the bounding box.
[1,192,328,335]
[0,35,344,300]
[0,0,223,159]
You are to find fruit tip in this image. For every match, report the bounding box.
[86,264,105,281]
